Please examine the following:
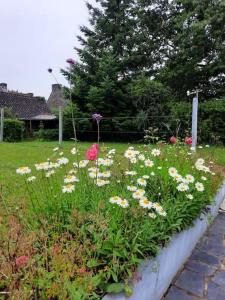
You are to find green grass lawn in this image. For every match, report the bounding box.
[1,141,225,186]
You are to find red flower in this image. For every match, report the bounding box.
[16,256,29,267]
[170,136,177,144]
[185,137,192,145]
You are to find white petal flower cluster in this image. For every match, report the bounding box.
[62,184,75,193]
[96,179,110,187]
[109,196,129,208]
[27,176,36,182]
[195,182,204,192]
[64,175,79,183]
[16,166,31,175]
[151,149,161,157]
[177,182,189,192]
[57,157,69,165]
[144,159,154,167]
[96,158,113,166]
[71,147,77,155]
[195,158,210,173]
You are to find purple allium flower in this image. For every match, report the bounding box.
[48,68,52,73]
[66,58,75,65]
[92,113,103,122]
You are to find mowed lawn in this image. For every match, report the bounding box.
[0,141,225,194]
[0,141,131,188]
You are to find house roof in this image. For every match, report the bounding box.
[0,90,56,120]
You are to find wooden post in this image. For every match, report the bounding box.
[192,92,198,151]
[59,106,63,145]
[0,108,4,142]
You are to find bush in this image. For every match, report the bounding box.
[169,99,225,144]
[3,119,24,142]
[33,129,58,141]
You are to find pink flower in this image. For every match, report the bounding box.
[170,136,177,144]
[185,137,192,145]
[16,256,29,267]
[91,143,99,151]
[86,148,98,161]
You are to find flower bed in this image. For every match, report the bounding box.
[0,143,223,299]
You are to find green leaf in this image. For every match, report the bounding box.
[106,283,125,294]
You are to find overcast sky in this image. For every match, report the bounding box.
[0,0,94,99]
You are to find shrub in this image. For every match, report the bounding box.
[3,119,24,142]
[33,129,58,140]
[169,99,225,144]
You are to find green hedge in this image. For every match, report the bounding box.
[169,99,225,144]
[3,119,24,142]
[33,129,58,141]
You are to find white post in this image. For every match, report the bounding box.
[0,108,4,142]
[192,91,198,151]
[59,106,63,145]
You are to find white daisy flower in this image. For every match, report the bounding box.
[96,179,110,187]
[127,185,137,192]
[69,169,77,174]
[150,172,155,176]
[151,149,161,156]
[124,149,136,159]
[62,184,75,193]
[144,159,154,167]
[79,160,89,168]
[138,154,145,161]
[71,147,77,155]
[125,171,137,176]
[137,178,147,187]
[148,212,157,219]
[53,147,59,152]
[132,189,145,199]
[35,162,50,171]
[195,182,204,192]
[168,167,178,177]
[108,149,116,155]
[64,175,79,183]
[46,170,55,177]
[177,183,189,192]
[59,152,64,156]
[143,175,150,179]
[152,202,163,213]
[109,196,122,204]
[57,157,69,165]
[158,210,167,217]
[139,198,153,209]
[27,176,36,182]
[118,199,129,208]
[201,176,207,181]
[186,194,193,200]
[16,166,31,175]
[185,174,195,183]
[174,174,184,183]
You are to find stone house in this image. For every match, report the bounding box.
[0,83,56,135]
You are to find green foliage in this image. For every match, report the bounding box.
[3,118,24,142]
[169,99,225,144]
[160,0,225,99]
[33,129,58,141]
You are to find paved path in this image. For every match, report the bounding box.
[164,212,225,300]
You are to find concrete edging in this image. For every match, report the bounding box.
[103,181,225,300]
